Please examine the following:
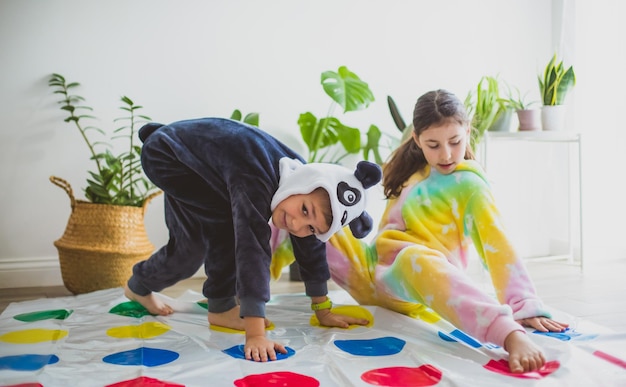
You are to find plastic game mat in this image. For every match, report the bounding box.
[1,287,625,386]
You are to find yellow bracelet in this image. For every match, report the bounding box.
[311,298,333,311]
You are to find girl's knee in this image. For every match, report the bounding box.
[393,247,424,274]
[394,246,446,274]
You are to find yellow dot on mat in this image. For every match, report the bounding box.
[106,322,171,339]
[310,305,374,329]
[210,322,276,334]
[414,309,441,324]
[400,302,442,323]
[0,328,68,344]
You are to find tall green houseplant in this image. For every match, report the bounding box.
[464,75,510,148]
[49,73,158,207]
[297,66,383,165]
[48,73,162,295]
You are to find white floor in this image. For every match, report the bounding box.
[163,258,626,332]
[1,258,625,332]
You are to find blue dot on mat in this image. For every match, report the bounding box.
[0,354,59,371]
[438,329,482,348]
[533,327,597,342]
[334,336,406,356]
[222,345,296,360]
[103,347,179,367]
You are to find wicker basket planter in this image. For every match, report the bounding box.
[50,176,161,294]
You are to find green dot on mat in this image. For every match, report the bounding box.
[197,301,208,310]
[14,309,73,322]
[109,301,152,318]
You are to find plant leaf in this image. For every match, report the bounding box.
[321,66,375,113]
[362,124,383,164]
[243,112,259,126]
[298,113,341,152]
[230,109,242,121]
[387,96,406,132]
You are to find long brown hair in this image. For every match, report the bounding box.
[383,89,475,198]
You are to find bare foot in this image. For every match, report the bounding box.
[124,283,173,316]
[504,330,546,373]
[208,305,271,331]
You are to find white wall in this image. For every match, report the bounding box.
[574,0,626,261]
[0,0,623,287]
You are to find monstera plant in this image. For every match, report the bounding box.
[297,66,383,165]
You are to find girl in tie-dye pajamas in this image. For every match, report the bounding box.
[323,89,569,374]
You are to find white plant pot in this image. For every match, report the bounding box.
[541,105,566,131]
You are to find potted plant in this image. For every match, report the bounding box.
[291,66,388,281]
[464,75,512,148]
[48,73,161,294]
[297,66,385,165]
[538,53,576,131]
[508,87,541,131]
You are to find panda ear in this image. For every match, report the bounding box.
[354,161,382,189]
[138,122,164,142]
[277,157,304,180]
[349,212,374,239]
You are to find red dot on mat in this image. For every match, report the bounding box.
[234,371,320,387]
[361,365,443,387]
[483,359,560,379]
[105,376,184,387]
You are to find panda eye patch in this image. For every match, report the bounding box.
[337,182,361,206]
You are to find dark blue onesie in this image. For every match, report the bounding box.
[127,117,329,318]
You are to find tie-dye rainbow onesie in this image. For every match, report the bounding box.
[320,160,551,347]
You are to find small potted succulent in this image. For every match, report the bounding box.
[508,87,541,131]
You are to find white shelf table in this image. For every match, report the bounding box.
[479,131,583,271]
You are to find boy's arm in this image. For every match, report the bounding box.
[290,234,332,300]
[243,316,287,362]
[290,230,369,328]
[290,234,329,282]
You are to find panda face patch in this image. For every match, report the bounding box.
[341,211,348,225]
[337,182,362,225]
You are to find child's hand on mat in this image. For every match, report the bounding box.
[244,334,287,362]
[315,309,369,328]
[516,316,569,333]
[243,316,286,362]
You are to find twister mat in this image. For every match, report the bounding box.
[1,287,625,386]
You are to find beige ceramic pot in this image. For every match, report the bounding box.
[516,109,541,131]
